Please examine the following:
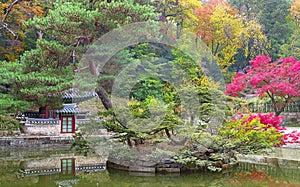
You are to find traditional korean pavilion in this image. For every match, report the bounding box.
[22,89,98,135]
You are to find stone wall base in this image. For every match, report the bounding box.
[106,159,237,173]
[282,112,300,124]
[22,124,61,136]
[0,136,74,148]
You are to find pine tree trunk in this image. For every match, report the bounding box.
[96,86,112,110]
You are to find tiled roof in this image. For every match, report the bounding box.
[56,103,81,114]
[62,88,98,103]
[25,118,60,125]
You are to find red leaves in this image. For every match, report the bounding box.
[225,55,300,116]
[281,130,300,144]
[226,55,300,98]
[225,72,247,96]
[226,54,300,180]
[240,113,283,130]
[249,55,272,67]
[231,168,300,186]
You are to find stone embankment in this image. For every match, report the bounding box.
[0,135,74,148]
[237,147,300,170]
[0,129,110,148]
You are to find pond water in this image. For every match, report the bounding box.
[1,147,300,187]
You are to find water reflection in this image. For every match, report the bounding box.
[0,148,106,187]
[18,156,105,178]
[0,148,300,187]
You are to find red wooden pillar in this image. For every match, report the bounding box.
[45,106,49,119]
[52,111,56,119]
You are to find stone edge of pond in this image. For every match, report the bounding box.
[106,159,237,173]
[237,154,300,169]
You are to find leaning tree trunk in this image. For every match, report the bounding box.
[88,59,133,145]
[87,59,112,110]
[274,106,285,117]
[96,86,113,110]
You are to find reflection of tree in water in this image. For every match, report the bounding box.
[5,160,300,186]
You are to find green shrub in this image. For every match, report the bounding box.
[0,115,19,134]
[174,116,283,172]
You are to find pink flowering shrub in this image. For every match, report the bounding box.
[232,113,300,145]
[246,113,283,129]
[221,114,283,150]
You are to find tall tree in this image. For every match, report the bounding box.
[0,0,157,114]
[194,0,268,74]
[280,0,300,59]
[228,0,293,60]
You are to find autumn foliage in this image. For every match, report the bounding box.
[291,0,300,24]
[0,0,43,61]
[193,0,268,73]
[226,56,300,116]
[194,0,235,43]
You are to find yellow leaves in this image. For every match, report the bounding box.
[194,1,268,73]
[0,2,9,15]
[173,0,203,32]
[179,0,201,8]
[291,0,300,21]
[17,30,25,39]
[179,0,202,24]
[291,0,300,31]
[194,2,242,69]
[5,53,16,62]
[199,76,220,89]
[209,6,242,68]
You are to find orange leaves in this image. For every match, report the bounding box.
[194,1,242,70]
[0,0,43,61]
[194,0,237,48]
[1,0,42,24]
[238,168,269,180]
[231,168,300,187]
[192,0,268,72]
[194,0,235,42]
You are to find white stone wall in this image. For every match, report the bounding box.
[24,157,62,169]
[24,156,106,170]
[23,124,61,136]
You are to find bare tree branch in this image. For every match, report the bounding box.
[1,23,17,38]
[74,66,89,72]
[0,0,21,38]
[1,0,21,22]
[36,29,43,39]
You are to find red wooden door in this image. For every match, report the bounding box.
[60,158,75,176]
[60,116,75,133]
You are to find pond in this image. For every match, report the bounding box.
[1,147,300,187]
